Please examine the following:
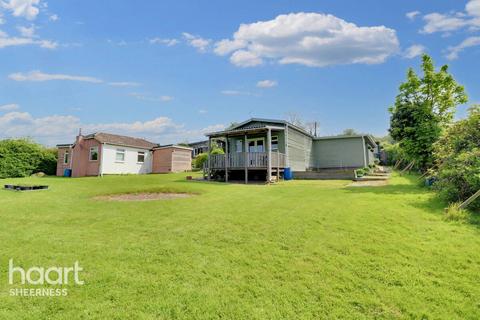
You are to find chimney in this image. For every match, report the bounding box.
[76,128,83,144]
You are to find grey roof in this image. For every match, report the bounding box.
[206,118,378,148]
[153,144,193,151]
[188,140,208,147]
[314,134,377,147]
[207,118,311,137]
[85,132,158,149]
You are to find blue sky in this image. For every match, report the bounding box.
[0,0,479,145]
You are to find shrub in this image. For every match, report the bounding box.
[383,142,406,166]
[374,159,380,165]
[433,106,480,209]
[356,169,365,177]
[0,139,57,178]
[443,203,468,222]
[193,146,225,169]
[193,153,208,169]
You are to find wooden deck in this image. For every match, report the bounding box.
[208,152,286,169]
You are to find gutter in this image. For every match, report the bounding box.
[361,136,367,167]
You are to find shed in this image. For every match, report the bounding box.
[152,145,193,173]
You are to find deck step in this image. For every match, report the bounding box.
[293,170,355,180]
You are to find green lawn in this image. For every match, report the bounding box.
[1,173,480,319]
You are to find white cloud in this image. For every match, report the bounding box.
[445,36,480,60]
[129,92,174,102]
[48,14,58,21]
[1,0,41,20]
[182,32,211,52]
[467,0,480,17]
[213,12,399,68]
[406,11,421,21]
[230,50,262,67]
[108,81,141,87]
[160,95,174,102]
[149,37,179,46]
[256,80,277,88]
[421,12,470,34]
[403,44,426,59]
[221,90,253,96]
[0,32,57,49]
[0,103,20,111]
[17,24,35,37]
[9,70,103,83]
[0,110,224,145]
[421,0,480,34]
[198,109,207,114]
[214,38,246,55]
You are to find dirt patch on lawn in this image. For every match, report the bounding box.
[348,180,389,187]
[95,192,194,202]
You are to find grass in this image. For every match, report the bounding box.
[1,173,480,319]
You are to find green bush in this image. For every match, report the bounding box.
[193,153,208,169]
[0,139,57,178]
[356,169,365,177]
[383,142,406,166]
[433,106,480,209]
[443,203,468,222]
[193,146,225,169]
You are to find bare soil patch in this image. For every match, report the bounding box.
[95,192,194,202]
[348,180,388,187]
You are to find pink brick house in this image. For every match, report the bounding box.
[57,132,192,177]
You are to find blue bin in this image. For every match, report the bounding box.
[284,167,293,180]
[63,169,72,177]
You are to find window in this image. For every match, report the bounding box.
[248,138,265,152]
[115,149,125,162]
[236,140,243,153]
[256,140,264,152]
[89,147,98,161]
[64,151,69,164]
[271,136,279,151]
[137,151,145,163]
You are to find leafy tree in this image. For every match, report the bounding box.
[341,128,359,136]
[389,54,468,170]
[433,105,480,209]
[0,139,57,178]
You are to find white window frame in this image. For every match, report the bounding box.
[63,151,69,164]
[89,147,99,161]
[247,138,265,153]
[236,140,243,153]
[115,148,126,163]
[137,151,145,163]
[271,136,279,151]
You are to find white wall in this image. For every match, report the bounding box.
[101,144,152,175]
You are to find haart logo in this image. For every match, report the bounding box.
[7,259,84,297]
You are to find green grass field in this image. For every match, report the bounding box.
[1,173,480,319]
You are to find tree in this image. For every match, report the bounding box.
[285,112,319,136]
[0,139,58,178]
[341,128,359,136]
[433,105,480,209]
[389,54,467,170]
